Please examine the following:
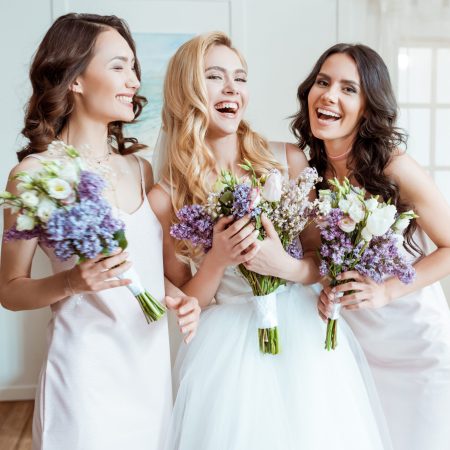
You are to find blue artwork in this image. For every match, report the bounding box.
[126,33,193,154]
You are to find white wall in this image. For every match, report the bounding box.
[0,0,449,401]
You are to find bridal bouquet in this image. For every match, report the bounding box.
[0,145,165,323]
[170,161,319,354]
[316,178,417,350]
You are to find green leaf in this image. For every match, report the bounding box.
[114,229,128,250]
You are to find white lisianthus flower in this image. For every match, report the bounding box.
[338,198,351,213]
[59,163,79,184]
[16,214,36,231]
[37,198,57,222]
[348,200,365,223]
[361,226,372,242]
[338,216,356,233]
[366,204,397,236]
[365,198,379,212]
[20,191,40,208]
[262,171,283,202]
[46,178,73,200]
[393,217,410,233]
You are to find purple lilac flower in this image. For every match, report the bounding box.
[4,225,43,242]
[286,240,303,260]
[170,204,214,252]
[77,170,106,201]
[45,198,124,260]
[231,184,251,219]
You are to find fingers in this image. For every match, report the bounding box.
[213,215,235,233]
[87,247,123,265]
[232,229,259,256]
[164,295,182,311]
[180,321,198,343]
[100,278,132,290]
[339,291,368,307]
[230,222,255,247]
[332,281,365,295]
[236,241,260,264]
[95,251,129,273]
[98,260,132,280]
[177,296,201,317]
[336,271,364,282]
[224,215,252,238]
[260,214,277,239]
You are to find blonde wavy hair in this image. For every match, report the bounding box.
[160,31,282,259]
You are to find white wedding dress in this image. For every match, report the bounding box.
[164,143,393,450]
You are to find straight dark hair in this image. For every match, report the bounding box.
[18,13,147,161]
[291,43,421,255]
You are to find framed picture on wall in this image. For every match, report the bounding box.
[52,0,245,156]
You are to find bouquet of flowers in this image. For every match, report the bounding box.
[0,145,165,323]
[316,178,417,350]
[170,161,319,354]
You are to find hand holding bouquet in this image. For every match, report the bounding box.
[170,161,319,354]
[316,178,417,350]
[0,145,165,323]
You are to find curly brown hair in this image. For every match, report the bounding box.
[290,43,421,255]
[18,13,147,162]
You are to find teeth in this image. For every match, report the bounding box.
[215,102,238,111]
[117,96,132,103]
[318,108,341,118]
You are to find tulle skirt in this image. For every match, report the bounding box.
[165,283,392,450]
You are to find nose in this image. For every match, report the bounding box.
[126,68,140,90]
[321,86,338,104]
[222,76,239,96]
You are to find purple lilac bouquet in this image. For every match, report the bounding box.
[170,161,320,354]
[0,145,165,323]
[316,178,417,350]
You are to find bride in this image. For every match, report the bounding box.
[149,31,392,450]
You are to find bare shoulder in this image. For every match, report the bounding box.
[285,142,309,178]
[147,183,172,225]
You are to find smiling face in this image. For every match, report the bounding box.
[307,52,365,150]
[204,44,248,138]
[72,28,140,124]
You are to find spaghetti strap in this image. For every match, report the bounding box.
[23,153,46,161]
[269,141,288,178]
[133,154,146,198]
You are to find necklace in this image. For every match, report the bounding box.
[325,147,352,161]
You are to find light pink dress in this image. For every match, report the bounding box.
[30,154,172,450]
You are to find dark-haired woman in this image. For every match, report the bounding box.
[0,14,199,450]
[291,43,450,450]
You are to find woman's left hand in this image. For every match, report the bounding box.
[242,214,289,277]
[331,271,391,310]
[165,295,201,344]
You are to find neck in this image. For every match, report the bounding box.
[205,133,241,173]
[60,113,110,157]
[323,136,354,180]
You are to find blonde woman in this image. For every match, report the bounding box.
[149,32,392,449]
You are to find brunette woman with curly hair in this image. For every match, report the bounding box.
[291,43,450,450]
[0,13,199,450]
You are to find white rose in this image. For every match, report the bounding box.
[262,171,283,202]
[393,217,410,233]
[348,200,365,223]
[59,163,79,183]
[338,198,350,213]
[16,214,36,231]
[338,216,356,233]
[46,178,73,200]
[365,198,379,212]
[361,226,372,242]
[20,191,40,208]
[37,198,57,222]
[366,204,397,236]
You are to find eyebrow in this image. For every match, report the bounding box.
[205,65,247,76]
[317,72,360,88]
[109,56,135,64]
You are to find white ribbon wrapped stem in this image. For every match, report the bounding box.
[251,291,278,329]
[328,291,343,320]
[117,266,145,296]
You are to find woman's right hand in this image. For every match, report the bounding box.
[65,249,132,295]
[207,215,260,268]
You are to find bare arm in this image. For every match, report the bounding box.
[243,143,321,284]
[148,185,260,308]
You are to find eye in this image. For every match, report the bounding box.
[316,79,328,87]
[206,74,222,80]
[112,66,124,71]
[235,77,247,83]
[343,86,357,94]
